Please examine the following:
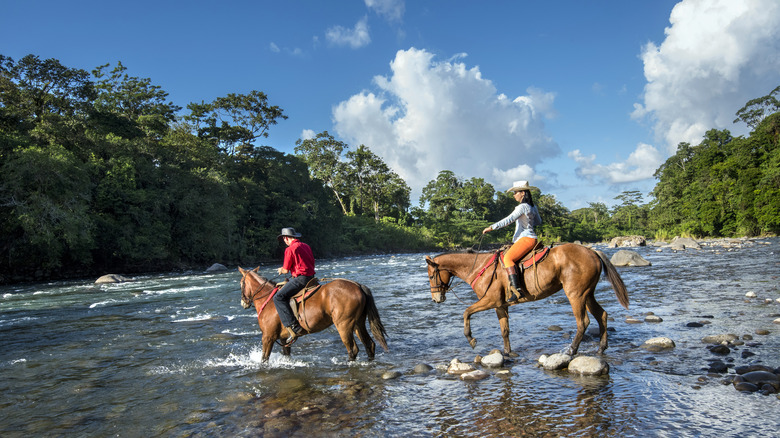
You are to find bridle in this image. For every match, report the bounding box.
[428,262,453,293]
[241,273,274,306]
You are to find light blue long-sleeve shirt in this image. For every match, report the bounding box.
[490,203,542,242]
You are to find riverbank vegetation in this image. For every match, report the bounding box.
[1,54,778,282]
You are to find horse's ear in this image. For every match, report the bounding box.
[252,267,260,272]
[238,267,246,274]
[425,256,436,266]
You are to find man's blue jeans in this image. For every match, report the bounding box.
[273,275,311,328]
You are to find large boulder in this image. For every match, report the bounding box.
[95,274,131,284]
[669,237,701,250]
[608,235,647,248]
[205,263,228,272]
[610,250,651,267]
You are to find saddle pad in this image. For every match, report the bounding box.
[521,247,550,269]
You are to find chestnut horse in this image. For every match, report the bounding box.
[238,267,388,362]
[425,243,629,355]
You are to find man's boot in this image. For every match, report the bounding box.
[284,321,305,345]
[505,265,523,303]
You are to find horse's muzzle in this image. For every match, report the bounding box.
[240,299,250,309]
[431,292,445,303]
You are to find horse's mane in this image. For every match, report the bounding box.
[247,269,274,286]
[433,248,496,258]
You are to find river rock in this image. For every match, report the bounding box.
[539,353,572,370]
[610,250,651,267]
[734,381,760,392]
[460,369,490,381]
[735,365,776,375]
[568,356,609,376]
[709,345,730,355]
[745,291,757,298]
[608,236,646,248]
[669,237,701,250]
[708,360,728,373]
[645,315,663,323]
[701,334,738,344]
[447,359,475,375]
[480,351,505,368]
[382,371,402,380]
[412,364,433,374]
[95,274,131,284]
[641,337,676,350]
[733,371,780,392]
[205,263,227,272]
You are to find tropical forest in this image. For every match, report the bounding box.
[1,54,778,283]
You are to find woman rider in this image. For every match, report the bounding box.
[482,180,542,303]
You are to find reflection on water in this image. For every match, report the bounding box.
[1,239,779,437]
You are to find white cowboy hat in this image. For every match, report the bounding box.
[506,180,537,193]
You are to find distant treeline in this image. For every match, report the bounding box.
[1,54,777,283]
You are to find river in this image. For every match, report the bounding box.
[1,238,779,437]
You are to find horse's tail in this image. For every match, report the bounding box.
[594,250,630,310]
[360,284,389,352]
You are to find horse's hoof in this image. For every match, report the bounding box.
[469,338,477,349]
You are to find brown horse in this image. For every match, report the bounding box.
[425,243,629,355]
[238,267,388,362]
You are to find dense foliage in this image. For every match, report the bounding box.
[1,54,777,283]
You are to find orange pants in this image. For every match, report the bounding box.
[503,237,537,267]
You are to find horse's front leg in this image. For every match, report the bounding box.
[495,306,512,355]
[261,333,276,363]
[462,297,502,350]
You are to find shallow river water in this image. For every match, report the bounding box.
[1,239,779,437]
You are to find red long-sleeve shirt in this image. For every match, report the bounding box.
[282,239,315,277]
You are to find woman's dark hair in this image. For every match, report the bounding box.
[520,190,535,207]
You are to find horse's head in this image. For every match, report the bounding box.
[426,255,452,303]
[238,267,272,309]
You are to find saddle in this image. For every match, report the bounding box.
[276,277,322,323]
[518,244,550,269]
[499,242,550,270]
[500,243,550,297]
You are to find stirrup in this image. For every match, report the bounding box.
[280,325,303,346]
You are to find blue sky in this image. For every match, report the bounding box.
[3,0,779,210]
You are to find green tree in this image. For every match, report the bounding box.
[419,170,461,222]
[734,85,780,130]
[612,190,644,230]
[457,177,495,220]
[92,61,181,140]
[294,131,350,214]
[185,91,287,156]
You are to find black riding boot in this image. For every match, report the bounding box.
[505,265,522,303]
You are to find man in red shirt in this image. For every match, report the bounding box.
[273,227,316,343]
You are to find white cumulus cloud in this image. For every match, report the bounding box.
[569,143,664,185]
[365,0,404,22]
[632,0,780,154]
[325,16,371,49]
[332,48,560,201]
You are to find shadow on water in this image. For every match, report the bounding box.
[1,239,779,437]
